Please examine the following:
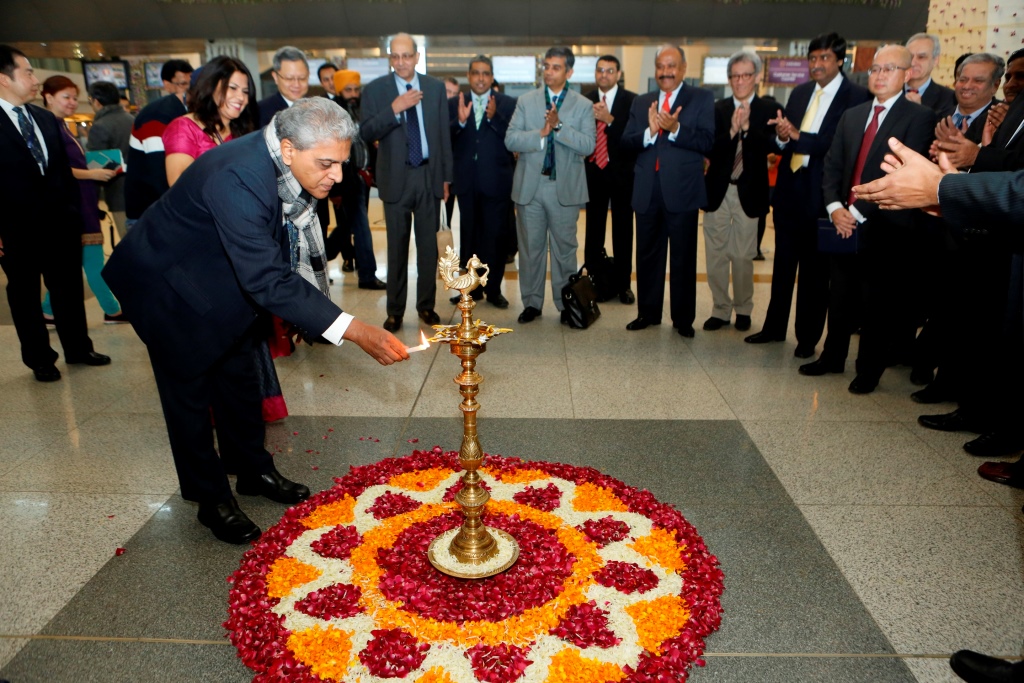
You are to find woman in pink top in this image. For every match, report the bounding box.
[163,55,259,184]
[163,57,295,422]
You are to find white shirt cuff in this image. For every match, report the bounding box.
[668,128,680,142]
[825,201,844,218]
[322,312,355,346]
[848,205,867,224]
[458,120,467,128]
[643,129,656,147]
[540,135,546,150]
[776,136,789,148]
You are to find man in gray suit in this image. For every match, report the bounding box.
[361,33,453,332]
[506,47,596,324]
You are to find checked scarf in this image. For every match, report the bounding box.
[264,117,331,299]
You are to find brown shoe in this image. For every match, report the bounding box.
[977,461,1024,488]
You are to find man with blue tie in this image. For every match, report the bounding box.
[361,33,453,332]
[0,45,109,382]
[449,55,517,309]
[622,44,715,337]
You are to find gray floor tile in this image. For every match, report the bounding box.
[691,655,916,682]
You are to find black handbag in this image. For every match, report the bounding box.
[584,249,618,302]
[561,268,601,329]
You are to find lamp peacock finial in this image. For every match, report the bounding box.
[438,246,489,294]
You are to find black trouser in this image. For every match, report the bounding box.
[762,209,829,346]
[149,328,273,505]
[1,227,93,369]
[634,180,698,328]
[584,161,634,293]
[457,186,509,299]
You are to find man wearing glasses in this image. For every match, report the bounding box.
[744,32,870,358]
[799,44,935,394]
[361,33,452,332]
[259,46,311,127]
[701,51,775,333]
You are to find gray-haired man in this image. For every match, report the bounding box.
[259,45,311,127]
[104,99,408,545]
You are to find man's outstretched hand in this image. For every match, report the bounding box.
[343,319,410,365]
[852,137,958,216]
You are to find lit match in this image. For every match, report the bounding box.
[406,331,431,353]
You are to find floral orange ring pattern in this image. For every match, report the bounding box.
[226,448,724,682]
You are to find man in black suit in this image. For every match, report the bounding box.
[103,100,408,544]
[702,51,774,332]
[930,53,1005,168]
[318,62,339,103]
[905,33,957,118]
[0,45,109,382]
[583,54,637,304]
[744,33,871,356]
[799,45,936,394]
[258,46,310,127]
[621,44,714,337]
[449,55,516,309]
[361,33,453,332]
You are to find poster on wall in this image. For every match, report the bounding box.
[767,58,810,86]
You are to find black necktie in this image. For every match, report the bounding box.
[405,84,423,166]
[13,106,46,171]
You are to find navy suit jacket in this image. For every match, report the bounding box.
[772,77,871,220]
[448,92,517,198]
[0,103,82,248]
[103,132,343,379]
[258,93,290,128]
[822,95,936,231]
[622,85,715,214]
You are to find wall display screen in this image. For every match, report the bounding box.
[493,56,537,84]
[702,57,731,85]
[82,60,130,89]
[767,58,810,86]
[144,62,164,88]
[568,56,599,83]
[347,57,391,83]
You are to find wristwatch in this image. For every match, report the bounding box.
[553,122,563,132]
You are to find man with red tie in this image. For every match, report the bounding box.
[798,44,936,394]
[583,55,637,304]
[621,45,714,337]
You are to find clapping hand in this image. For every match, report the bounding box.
[730,103,750,137]
[457,92,472,124]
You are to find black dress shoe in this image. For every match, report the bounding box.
[963,432,1024,458]
[793,344,816,359]
[197,498,261,544]
[358,278,387,290]
[917,409,986,434]
[848,375,878,394]
[383,315,402,332]
[753,251,765,261]
[560,310,571,325]
[518,306,542,323]
[744,331,785,344]
[619,289,635,305]
[237,468,311,505]
[910,383,956,404]
[418,309,441,325]
[626,316,660,330]
[798,358,844,376]
[949,649,1024,683]
[909,367,934,386]
[677,325,695,338]
[65,351,111,366]
[341,259,355,272]
[488,292,509,309]
[702,316,730,331]
[734,314,751,331]
[33,365,61,382]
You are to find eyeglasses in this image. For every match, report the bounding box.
[390,53,416,62]
[868,65,907,75]
[729,72,756,81]
[275,73,308,84]
[596,67,618,75]
[170,80,190,88]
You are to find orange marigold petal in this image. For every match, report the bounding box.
[543,648,626,683]
[489,468,551,484]
[389,468,455,491]
[572,482,628,512]
[628,527,687,573]
[415,666,457,683]
[288,626,352,681]
[301,495,356,529]
[624,594,691,653]
[266,557,322,599]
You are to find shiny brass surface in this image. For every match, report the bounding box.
[426,247,518,577]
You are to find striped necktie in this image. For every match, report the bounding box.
[591,94,610,169]
[14,106,46,171]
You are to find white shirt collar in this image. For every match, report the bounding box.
[815,73,845,96]
[395,72,420,92]
[733,93,754,109]
[871,91,902,113]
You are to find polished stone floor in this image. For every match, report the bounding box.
[0,205,1021,682]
